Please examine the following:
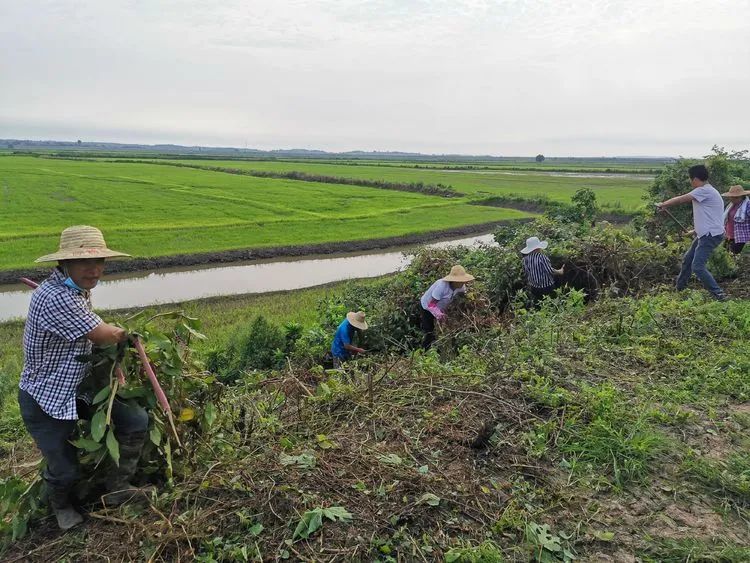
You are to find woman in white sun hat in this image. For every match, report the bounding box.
[331,311,369,367]
[419,265,474,350]
[521,236,564,301]
[721,184,750,255]
[18,226,151,531]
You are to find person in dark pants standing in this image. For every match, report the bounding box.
[18,226,151,530]
[419,265,475,350]
[656,164,728,301]
[521,236,564,302]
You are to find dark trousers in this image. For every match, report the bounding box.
[18,389,148,504]
[420,308,436,350]
[726,239,746,255]
[529,285,555,303]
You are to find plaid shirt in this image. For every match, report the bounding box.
[19,268,102,420]
[733,216,750,244]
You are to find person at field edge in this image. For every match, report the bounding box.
[419,265,474,350]
[331,311,368,368]
[521,236,565,301]
[656,164,727,301]
[18,225,152,531]
[721,184,750,255]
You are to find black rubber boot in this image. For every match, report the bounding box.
[101,432,154,506]
[48,485,84,530]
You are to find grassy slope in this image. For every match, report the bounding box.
[167,158,651,210]
[2,280,749,560]
[0,156,528,271]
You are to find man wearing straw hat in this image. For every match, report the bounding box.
[331,311,369,368]
[721,185,750,255]
[656,164,728,301]
[18,226,151,530]
[419,265,475,350]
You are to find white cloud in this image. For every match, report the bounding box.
[0,0,748,155]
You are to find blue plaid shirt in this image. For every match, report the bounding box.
[19,268,102,420]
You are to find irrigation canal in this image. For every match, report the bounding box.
[0,234,495,322]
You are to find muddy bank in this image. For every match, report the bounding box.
[0,220,526,285]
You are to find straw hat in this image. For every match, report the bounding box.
[521,236,548,255]
[346,311,369,330]
[443,265,475,283]
[721,185,750,198]
[35,225,130,263]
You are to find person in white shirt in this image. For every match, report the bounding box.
[656,164,727,301]
[419,265,474,349]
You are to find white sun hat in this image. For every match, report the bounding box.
[521,236,549,255]
[35,225,130,263]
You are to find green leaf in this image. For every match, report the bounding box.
[106,430,120,466]
[91,409,107,442]
[315,434,335,449]
[150,426,162,446]
[279,452,316,470]
[321,506,353,522]
[593,530,615,542]
[307,509,323,534]
[92,385,111,405]
[293,508,323,540]
[418,493,441,507]
[117,387,147,399]
[182,322,207,340]
[248,522,264,536]
[377,453,403,465]
[11,514,28,541]
[203,402,218,428]
[71,437,104,452]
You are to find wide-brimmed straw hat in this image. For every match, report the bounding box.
[721,185,750,198]
[35,225,130,263]
[346,311,369,330]
[521,236,548,255]
[443,265,475,283]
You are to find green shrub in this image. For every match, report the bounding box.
[223,316,289,377]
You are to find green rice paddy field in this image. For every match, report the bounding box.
[0,156,528,271]
[0,154,651,271]
[164,158,652,210]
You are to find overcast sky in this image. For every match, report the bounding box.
[1,0,748,157]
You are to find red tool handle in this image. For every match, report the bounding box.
[20,277,38,289]
[133,338,172,415]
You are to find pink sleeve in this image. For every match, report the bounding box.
[427,302,445,320]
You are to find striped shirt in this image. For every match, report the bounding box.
[523,252,555,289]
[19,268,102,420]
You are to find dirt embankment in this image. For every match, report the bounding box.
[0,220,528,285]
